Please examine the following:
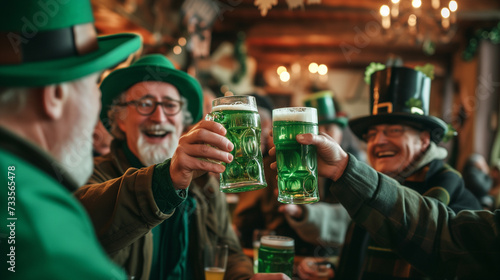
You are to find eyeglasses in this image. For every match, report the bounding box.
[362,125,407,142]
[117,96,183,116]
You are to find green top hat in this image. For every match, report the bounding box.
[303,91,348,128]
[349,66,447,143]
[0,1,141,87]
[100,54,203,128]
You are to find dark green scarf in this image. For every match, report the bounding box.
[150,196,196,280]
[121,141,196,280]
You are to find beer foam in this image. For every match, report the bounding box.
[272,107,318,123]
[212,103,257,112]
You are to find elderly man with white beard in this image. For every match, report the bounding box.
[0,1,142,279]
[75,55,289,280]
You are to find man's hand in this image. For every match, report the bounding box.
[278,204,304,220]
[297,257,335,280]
[250,273,291,280]
[269,132,349,182]
[169,120,234,189]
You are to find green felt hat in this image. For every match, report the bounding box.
[303,91,348,128]
[0,1,141,87]
[100,54,203,128]
[349,66,447,143]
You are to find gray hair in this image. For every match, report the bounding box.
[0,87,30,115]
[107,93,193,140]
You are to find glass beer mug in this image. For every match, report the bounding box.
[206,95,267,193]
[257,235,294,278]
[272,107,319,204]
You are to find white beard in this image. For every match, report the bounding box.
[55,127,94,187]
[136,123,179,166]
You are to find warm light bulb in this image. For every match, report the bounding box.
[449,1,457,12]
[441,7,450,18]
[173,45,182,55]
[408,14,417,27]
[277,66,287,75]
[308,63,318,73]
[391,0,400,3]
[178,37,187,46]
[412,0,422,8]
[432,0,440,10]
[318,64,328,75]
[280,71,290,82]
[380,5,390,17]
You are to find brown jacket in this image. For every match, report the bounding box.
[76,141,253,280]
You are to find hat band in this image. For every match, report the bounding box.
[0,23,99,64]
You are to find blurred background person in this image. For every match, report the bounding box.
[92,120,114,157]
[462,153,495,210]
[281,91,354,279]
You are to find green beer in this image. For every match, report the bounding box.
[273,107,319,204]
[258,236,294,277]
[209,96,267,193]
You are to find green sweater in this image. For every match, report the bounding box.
[0,127,126,280]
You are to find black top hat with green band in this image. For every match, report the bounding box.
[0,1,141,87]
[100,54,203,128]
[349,67,447,143]
[304,91,348,128]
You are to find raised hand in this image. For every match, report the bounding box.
[170,120,234,189]
[269,132,349,182]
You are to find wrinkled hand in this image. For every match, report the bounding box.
[170,120,233,189]
[250,273,291,280]
[278,204,304,219]
[269,133,348,182]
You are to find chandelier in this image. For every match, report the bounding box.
[379,0,458,55]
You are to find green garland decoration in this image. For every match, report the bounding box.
[414,63,435,80]
[405,98,423,111]
[364,63,434,85]
[441,124,457,143]
[463,22,500,61]
[364,62,386,84]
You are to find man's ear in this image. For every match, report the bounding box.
[116,110,127,133]
[420,130,431,151]
[42,84,68,120]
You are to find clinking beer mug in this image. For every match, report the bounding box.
[273,107,319,204]
[206,95,267,193]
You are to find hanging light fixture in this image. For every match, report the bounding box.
[379,0,458,54]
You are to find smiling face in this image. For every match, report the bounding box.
[117,81,184,166]
[366,124,430,177]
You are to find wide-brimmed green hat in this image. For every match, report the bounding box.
[100,54,203,127]
[0,1,142,87]
[303,91,348,128]
[349,66,447,143]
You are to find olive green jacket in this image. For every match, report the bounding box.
[332,154,500,279]
[76,140,253,280]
